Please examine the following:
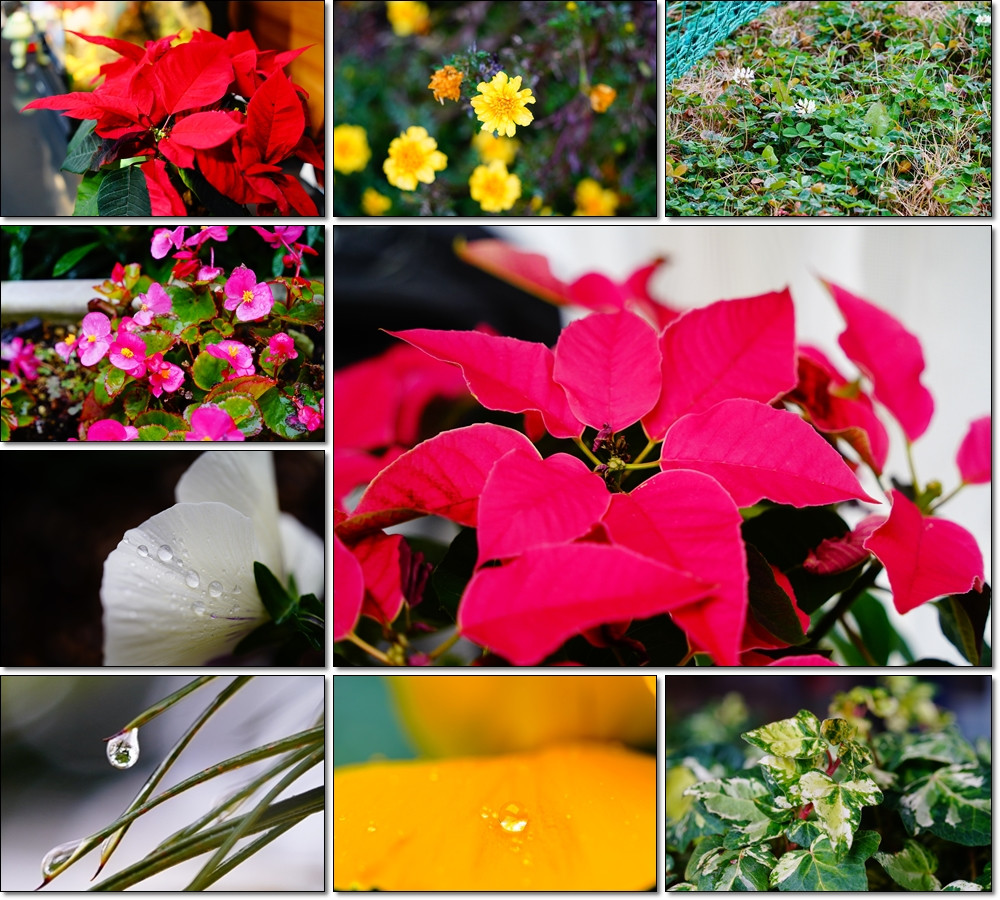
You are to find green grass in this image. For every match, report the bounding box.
[666,0,992,216]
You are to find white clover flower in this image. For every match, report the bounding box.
[731,66,756,87]
[975,13,990,25]
[101,452,324,665]
[795,98,817,118]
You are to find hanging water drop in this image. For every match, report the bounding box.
[499,802,528,834]
[232,584,242,595]
[184,570,200,588]
[157,545,173,562]
[208,581,223,598]
[106,728,140,769]
[136,545,149,558]
[192,601,207,616]
[40,837,85,877]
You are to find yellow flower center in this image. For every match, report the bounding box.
[159,364,170,376]
[227,346,240,358]
[398,142,426,172]
[66,334,76,345]
[87,334,97,344]
[140,303,149,312]
[242,289,254,304]
[120,347,134,359]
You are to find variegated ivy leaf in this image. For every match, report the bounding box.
[757,754,820,799]
[769,831,880,892]
[942,881,985,891]
[686,834,777,891]
[666,883,697,891]
[684,776,788,848]
[742,710,826,758]
[898,764,991,846]
[796,770,883,851]
[835,737,875,779]
[820,716,855,744]
[874,726,979,772]
[875,839,941,891]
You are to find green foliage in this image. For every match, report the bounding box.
[666,678,991,891]
[97,165,152,216]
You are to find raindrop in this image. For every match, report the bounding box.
[41,837,85,877]
[499,803,528,834]
[106,728,140,769]
[192,601,207,616]
[366,823,377,833]
[208,582,223,598]
[184,571,200,588]
[136,545,149,558]
[157,545,173,562]
[232,585,242,595]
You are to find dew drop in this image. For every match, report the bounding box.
[232,585,242,595]
[479,806,491,820]
[366,822,377,833]
[157,545,173,562]
[499,802,528,834]
[136,545,149,558]
[192,601,207,616]
[106,728,139,769]
[208,581,223,598]
[41,837,85,877]
[185,571,200,588]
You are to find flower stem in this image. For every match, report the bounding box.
[631,439,658,465]
[803,562,883,650]
[346,633,398,666]
[623,460,661,470]
[427,631,461,661]
[904,439,921,495]
[574,435,602,466]
[929,482,966,513]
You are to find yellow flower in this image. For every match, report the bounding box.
[332,124,371,174]
[383,126,447,191]
[573,178,618,216]
[386,0,429,36]
[589,83,617,113]
[470,71,536,138]
[566,1,578,9]
[361,187,391,216]
[468,160,522,213]
[428,64,463,103]
[472,131,519,165]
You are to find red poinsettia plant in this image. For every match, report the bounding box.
[334,240,990,668]
[22,29,324,216]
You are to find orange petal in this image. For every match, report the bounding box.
[386,675,655,756]
[334,741,655,890]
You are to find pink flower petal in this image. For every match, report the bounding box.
[864,490,985,614]
[477,451,611,564]
[643,290,797,440]
[825,280,934,442]
[658,398,876,507]
[957,415,991,484]
[333,535,365,640]
[457,543,714,666]
[351,532,406,627]
[455,239,571,305]
[803,517,884,575]
[767,655,840,667]
[602,470,746,665]
[553,310,662,431]
[388,329,581,439]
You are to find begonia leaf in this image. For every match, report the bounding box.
[169,111,243,149]
[553,310,662,431]
[769,832,880,891]
[659,399,875,507]
[245,68,305,163]
[477,451,610,564]
[351,532,405,627]
[601,470,746,665]
[338,424,537,541]
[825,280,934,442]
[154,41,234,114]
[643,290,796,440]
[457,543,714,666]
[333,534,364,640]
[898,764,991,846]
[956,415,991,484]
[388,328,581,438]
[864,491,984,614]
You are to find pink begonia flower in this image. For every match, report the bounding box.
[252,225,304,248]
[146,352,184,398]
[151,226,187,259]
[207,339,255,376]
[110,262,126,285]
[1,337,40,380]
[264,332,298,365]
[296,399,324,432]
[132,282,173,326]
[86,419,139,441]
[223,266,274,322]
[118,315,141,334]
[196,248,224,282]
[184,406,245,441]
[55,332,78,361]
[109,331,148,376]
[184,226,229,248]
[78,312,113,365]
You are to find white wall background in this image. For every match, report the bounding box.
[493,225,993,664]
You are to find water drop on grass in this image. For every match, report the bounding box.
[106,728,139,769]
[41,837,85,877]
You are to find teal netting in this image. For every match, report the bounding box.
[665,1,782,83]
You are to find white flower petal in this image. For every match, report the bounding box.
[174,451,284,578]
[279,513,325,598]
[102,502,268,665]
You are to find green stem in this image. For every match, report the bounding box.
[427,630,461,661]
[631,439,658,465]
[929,482,966,513]
[840,617,877,666]
[904,439,921,495]
[119,676,218,733]
[181,822,297,891]
[346,633,398,666]
[803,563,883,650]
[574,435,602,466]
[623,460,661,470]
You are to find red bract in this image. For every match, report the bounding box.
[334,534,365,640]
[350,532,406,627]
[824,280,934,443]
[864,490,984,614]
[956,415,991,484]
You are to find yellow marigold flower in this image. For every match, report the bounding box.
[428,64,463,103]
[333,124,371,174]
[386,0,429,36]
[589,83,617,113]
[383,126,447,191]
[471,131,519,165]
[361,187,391,216]
[573,178,618,216]
[470,71,536,138]
[469,160,522,212]
[566,1,578,9]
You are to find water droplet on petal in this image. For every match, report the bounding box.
[185,571,200,588]
[499,802,528,834]
[366,822,377,833]
[157,545,173,562]
[192,601,206,616]
[41,837,86,877]
[136,545,149,558]
[106,728,139,769]
[232,585,242,594]
[208,582,223,598]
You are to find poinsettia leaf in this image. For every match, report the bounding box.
[824,279,934,442]
[387,328,581,438]
[141,158,188,216]
[643,289,796,440]
[333,534,364,640]
[957,415,991,484]
[169,111,243,149]
[659,399,875,507]
[350,532,405,627]
[687,834,776,891]
[65,29,145,61]
[743,710,825,758]
[338,424,537,542]
[97,164,151,216]
[429,528,478,623]
[61,118,101,173]
[553,310,662,432]
[454,238,571,305]
[769,832,880,891]
[935,584,991,665]
[245,68,305,163]
[898,764,991,846]
[601,470,747,665]
[796,770,882,851]
[745,545,807,646]
[154,41,234,114]
[477,451,610,564]
[457,543,714,666]
[865,490,985,614]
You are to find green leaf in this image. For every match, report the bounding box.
[745,544,806,645]
[770,831,880,891]
[192,351,227,391]
[820,717,854,744]
[864,101,892,138]
[135,410,187,432]
[942,880,985,891]
[875,839,941,891]
[851,590,915,664]
[215,395,262,437]
[74,171,103,216]
[935,585,991,664]
[104,366,127,398]
[743,710,825,758]
[137,331,175,355]
[53,241,101,277]
[876,726,979,771]
[898,764,991,846]
[179,325,201,344]
[97,164,152,216]
[762,145,779,166]
[205,375,276,402]
[61,119,100,173]
[258,387,306,439]
[137,424,169,441]
[688,834,776,891]
[429,528,478,623]
[795,770,882,852]
[253,562,297,625]
[168,285,217,327]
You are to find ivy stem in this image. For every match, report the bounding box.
[802,562,883,650]
[346,633,398,666]
[631,438,658,465]
[427,631,461,661]
[929,482,966,513]
[574,435,603,466]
